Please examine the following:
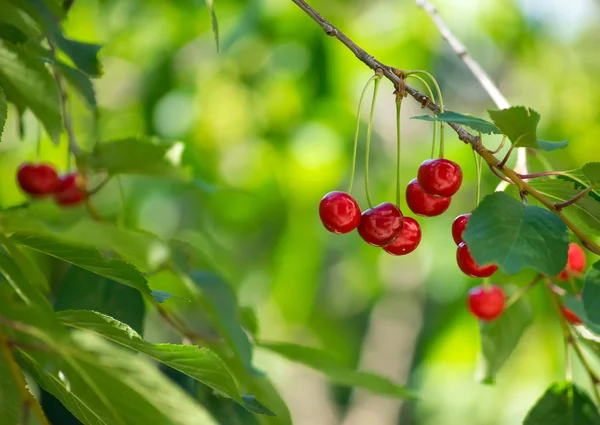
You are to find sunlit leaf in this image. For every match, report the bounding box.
[411,110,500,135]
[463,192,569,276]
[205,0,219,51]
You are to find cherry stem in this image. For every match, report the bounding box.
[505,274,542,310]
[364,75,382,209]
[482,277,491,290]
[395,96,403,208]
[545,279,600,403]
[404,70,445,158]
[472,146,482,208]
[488,136,506,154]
[406,74,437,158]
[498,145,514,168]
[348,75,378,194]
[518,170,566,180]
[555,186,596,211]
[489,166,513,185]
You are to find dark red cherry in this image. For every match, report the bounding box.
[53,174,86,206]
[557,243,586,281]
[468,284,505,321]
[319,191,361,234]
[452,213,471,245]
[417,158,463,198]
[456,242,498,278]
[405,178,451,217]
[383,217,421,255]
[17,163,60,196]
[357,202,404,247]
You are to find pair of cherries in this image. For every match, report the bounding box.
[319,192,420,255]
[17,163,86,206]
[451,213,499,278]
[467,243,588,322]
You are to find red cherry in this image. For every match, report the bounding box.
[561,305,583,325]
[405,178,451,217]
[452,213,471,245]
[53,174,86,206]
[456,242,498,278]
[383,217,421,255]
[557,243,586,281]
[17,163,59,196]
[467,284,505,321]
[319,191,361,234]
[357,202,404,247]
[417,158,463,198]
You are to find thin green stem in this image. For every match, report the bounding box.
[405,70,444,157]
[406,74,437,158]
[364,76,382,209]
[348,75,378,194]
[473,143,482,208]
[505,274,542,309]
[395,97,402,208]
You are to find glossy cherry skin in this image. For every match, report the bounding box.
[383,217,421,256]
[468,284,505,321]
[405,178,451,217]
[357,202,404,247]
[452,213,471,245]
[557,243,586,281]
[417,158,463,198]
[319,191,361,234]
[561,305,583,325]
[17,163,60,196]
[53,174,86,206]
[456,242,498,278]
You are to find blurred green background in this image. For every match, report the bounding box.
[3,0,600,423]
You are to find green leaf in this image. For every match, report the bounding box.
[475,286,533,383]
[0,86,6,141]
[528,178,600,235]
[0,39,62,142]
[205,0,219,52]
[16,0,102,76]
[187,270,253,371]
[22,331,218,425]
[258,341,416,399]
[88,138,186,178]
[562,294,600,336]
[55,267,145,334]
[55,61,96,108]
[0,234,49,293]
[0,0,40,41]
[488,106,568,151]
[10,233,151,296]
[0,340,27,425]
[524,381,600,425]
[56,309,243,405]
[463,192,569,276]
[561,163,600,190]
[151,290,174,303]
[241,395,275,417]
[411,110,501,135]
[583,261,600,327]
[240,306,259,338]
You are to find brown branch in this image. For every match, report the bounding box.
[290,0,600,256]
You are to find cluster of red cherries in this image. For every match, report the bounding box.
[319,157,463,256]
[320,157,589,324]
[17,163,86,206]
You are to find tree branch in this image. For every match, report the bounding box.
[290,0,600,256]
[415,0,529,186]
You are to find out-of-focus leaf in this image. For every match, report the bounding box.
[0,0,39,40]
[10,233,151,296]
[205,0,219,51]
[15,0,102,76]
[0,338,29,425]
[258,341,416,399]
[0,39,62,142]
[476,286,533,383]
[582,260,600,327]
[488,106,568,150]
[240,307,259,338]
[21,331,218,425]
[411,110,501,135]
[0,234,49,292]
[562,294,600,336]
[54,61,96,108]
[88,138,187,178]
[523,381,600,424]
[463,192,569,276]
[57,309,244,405]
[54,267,145,334]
